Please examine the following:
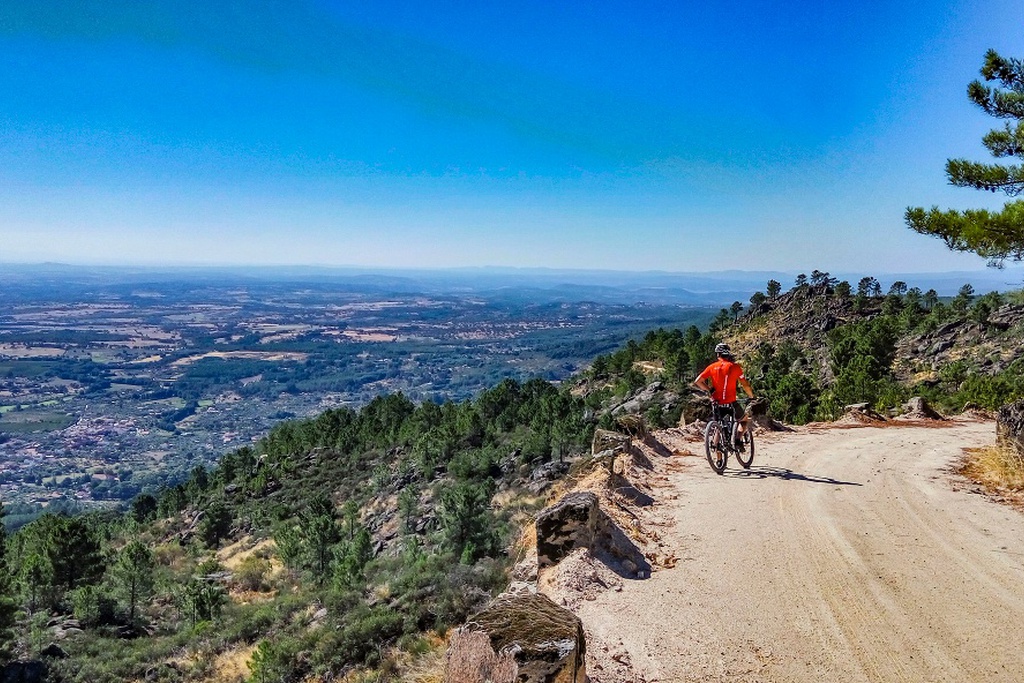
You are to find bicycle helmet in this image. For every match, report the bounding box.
[714,342,732,356]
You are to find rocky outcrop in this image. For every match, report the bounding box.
[445,591,586,683]
[745,397,790,431]
[535,491,650,579]
[738,282,1024,390]
[448,429,657,682]
[997,399,1024,457]
[536,493,599,570]
[611,381,680,418]
[988,304,1024,330]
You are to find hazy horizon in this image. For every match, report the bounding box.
[2,1,1023,272]
[4,260,1023,302]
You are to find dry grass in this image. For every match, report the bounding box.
[210,644,257,683]
[396,636,447,683]
[957,444,1024,509]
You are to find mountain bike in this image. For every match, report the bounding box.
[704,400,754,474]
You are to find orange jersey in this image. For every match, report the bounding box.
[697,358,746,404]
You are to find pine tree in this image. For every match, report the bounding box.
[906,50,1024,264]
[0,505,19,662]
[111,540,155,623]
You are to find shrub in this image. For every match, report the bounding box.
[233,555,271,593]
[312,606,404,670]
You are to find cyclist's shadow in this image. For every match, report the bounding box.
[725,465,862,486]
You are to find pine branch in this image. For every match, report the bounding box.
[982,122,1024,158]
[905,200,1024,266]
[946,159,1024,196]
[967,81,1024,119]
[979,49,1024,93]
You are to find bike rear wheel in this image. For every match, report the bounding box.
[735,428,755,469]
[704,421,727,474]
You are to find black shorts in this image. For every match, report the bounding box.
[712,402,744,421]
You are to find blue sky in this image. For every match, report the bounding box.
[1,0,1023,273]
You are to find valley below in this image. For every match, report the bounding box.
[0,267,713,521]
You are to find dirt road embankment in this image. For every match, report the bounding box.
[562,419,1024,682]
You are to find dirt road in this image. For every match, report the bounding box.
[570,419,1024,682]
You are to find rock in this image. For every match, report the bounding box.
[745,397,790,431]
[815,314,838,332]
[679,393,713,426]
[39,643,67,659]
[445,592,586,683]
[989,304,1024,330]
[613,413,646,437]
[997,399,1024,457]
[0,661,48,683]
[610,382,676,417]
[535,492,650,579]
[591,429,631,457]
[899,396,944,420]
[535,492,599,569]
[841,403,886,423]
[531,461,570,482]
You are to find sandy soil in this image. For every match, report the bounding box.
[557,418,1024,683]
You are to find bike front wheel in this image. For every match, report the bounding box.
[704,421,727,474]
[735,428,755,469]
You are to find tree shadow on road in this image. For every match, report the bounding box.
[726,465,862,486]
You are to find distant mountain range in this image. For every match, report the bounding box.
[3,262,1023,306]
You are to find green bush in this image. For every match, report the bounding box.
[317,606,404,668]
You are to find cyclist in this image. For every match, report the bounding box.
[693,343,755,448]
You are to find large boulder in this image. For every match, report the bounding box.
[536,492,650,579]
[997,399,1024,457]
[535,492,598,569]
[678,393,713,426]
[445,591,586,683]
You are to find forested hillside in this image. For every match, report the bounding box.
[0,379,603,681]
[569,272,1024,428]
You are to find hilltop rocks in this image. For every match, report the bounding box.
[989,304,1024,330]
[997,399,1024,457]
[445,591,586,683]
[446,422,664,683]
[611,381,679,417]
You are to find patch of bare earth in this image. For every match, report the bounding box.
[543,417,1024,682]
